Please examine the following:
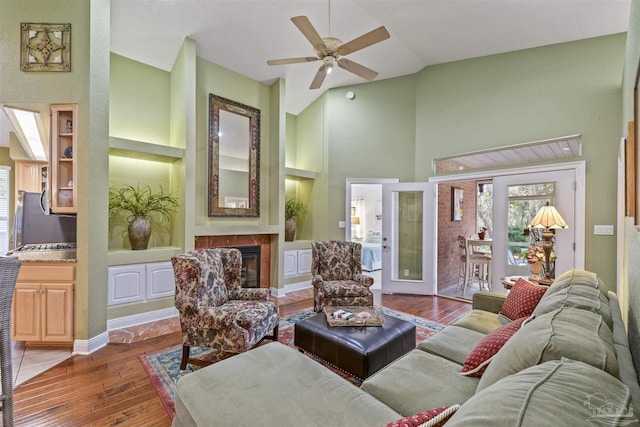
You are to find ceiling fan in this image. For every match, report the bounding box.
[267,15,390,89]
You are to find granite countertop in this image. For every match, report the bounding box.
[6,250,77,262]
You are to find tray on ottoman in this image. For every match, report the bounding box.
[294,311,416,379]
[324,306,384,327]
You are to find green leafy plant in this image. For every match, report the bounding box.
[285,197,307,221]
[108,184,179,222]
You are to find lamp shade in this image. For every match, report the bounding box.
[351,216,361,225]
[529,202,569,229]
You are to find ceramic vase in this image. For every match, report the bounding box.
[478,232,485,240]
[285,218,296,242]
[128,214,152,250]
[529,260,543,279]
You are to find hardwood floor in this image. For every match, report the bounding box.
[12,290,470,426]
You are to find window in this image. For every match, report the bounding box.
[507,182,556,267]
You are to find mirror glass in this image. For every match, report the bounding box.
[208,94,260,217]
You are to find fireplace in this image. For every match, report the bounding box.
[237,245,260,288]
[195,234,272,289]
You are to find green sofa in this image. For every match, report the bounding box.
[172,270,639,426]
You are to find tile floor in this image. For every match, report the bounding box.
[11,341,72,387]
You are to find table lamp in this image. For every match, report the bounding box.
[529,202,568,285]
[351,216,361,239]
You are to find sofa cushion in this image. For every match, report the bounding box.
[417,325,486,365]
[498,278,547,321]
[450,309,504,335]
[360,349,479,416]
[460,316,528,377]
[477,306,618,391]
[545,269,606,296]
[173,342,402,427]
[383,405,460,427]
[447,358,635,427]
[534,284,612,329]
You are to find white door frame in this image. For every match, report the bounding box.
[345,178,399,241]
[429,161,586,276]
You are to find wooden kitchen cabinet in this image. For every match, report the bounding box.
[50,104,77,214]
[14,161,47,207]
[12,262,75,344]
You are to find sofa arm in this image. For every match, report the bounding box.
[472,292,507,314]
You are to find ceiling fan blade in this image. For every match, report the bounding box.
[309,64,328,89]
[267,57,320,66]
[336,26,390,56]
[337,58,378,81]
[291,16,326,50]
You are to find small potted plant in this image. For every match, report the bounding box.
[478,226,488,240]
[284,197,307,242]
[108,184,179,250]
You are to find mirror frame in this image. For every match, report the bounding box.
[208,94,260,217]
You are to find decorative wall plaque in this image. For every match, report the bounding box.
[21,23,71,72]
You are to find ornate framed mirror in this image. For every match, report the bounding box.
[208,94,260,217]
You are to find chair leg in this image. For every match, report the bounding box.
[266,323,279,342]
[180,345,190,370]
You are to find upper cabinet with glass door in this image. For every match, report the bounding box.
[50,104,77,214]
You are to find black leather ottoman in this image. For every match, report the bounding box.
[294,312,416,379]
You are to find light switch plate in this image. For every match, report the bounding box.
[338,221,346,228]
[594,225,614,235]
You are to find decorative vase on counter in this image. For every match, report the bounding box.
[285,218,296,242]
[529,260,543,280]
[478,231,485,240]
[128,215,152,250]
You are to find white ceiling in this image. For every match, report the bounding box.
[1,1,631,150]
[110,0,631,115]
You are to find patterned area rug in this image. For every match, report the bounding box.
[139,307,445,418]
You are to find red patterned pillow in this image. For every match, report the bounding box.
[499,278,547,321]
[384,405,460,427]
[460,316,528,377]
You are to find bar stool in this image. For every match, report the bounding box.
[466,240,492,295]
[0,257,21,427]
[456,236,468,292]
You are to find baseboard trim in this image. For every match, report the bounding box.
[73,331,109,355]
[107,307,179,331]
[271,281,312,297]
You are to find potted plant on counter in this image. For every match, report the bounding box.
[284,197,307,242]
[108,184,179,250]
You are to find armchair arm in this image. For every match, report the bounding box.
[312,274,325,289]
[472,291,507,313]
[228,288,270,301]
[353,273,374,288]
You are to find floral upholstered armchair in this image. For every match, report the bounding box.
[171,248,279,369]
[311,240,374,312]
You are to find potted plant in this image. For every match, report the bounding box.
[284,197,307,242]
[108,184,179,250]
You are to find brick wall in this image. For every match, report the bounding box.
[437,181,477,291]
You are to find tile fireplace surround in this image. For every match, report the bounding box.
[195,234,272,288]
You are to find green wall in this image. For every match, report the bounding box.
[622,0,640,380]
[0,0,109,342]
[109,54,170,144]
[414,34,625,290]
[314,76,418,240]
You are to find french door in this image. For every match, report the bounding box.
[381,182,435,294]
[491,168,582,283]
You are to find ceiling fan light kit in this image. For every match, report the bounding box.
[267,15,390,89]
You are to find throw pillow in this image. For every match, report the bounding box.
[460,316,528,377]
[384,405,460,427]
[499,278,547,321]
